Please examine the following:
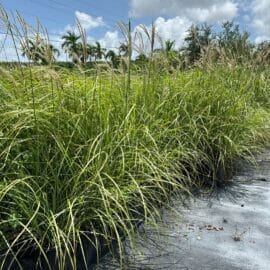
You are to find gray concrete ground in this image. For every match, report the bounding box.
[97,151,270,270]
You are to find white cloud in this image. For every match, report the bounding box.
[75,11,104,31]
[187,2,238,22]
[153,17,192,48]
[98,31,122,51]
[62,11,105,34]
[129,0,238,22]
[99,16,191,57]
[255,36,270,44]
[125,16,191,58]
[97,16,191,59]
[250,0,270,41]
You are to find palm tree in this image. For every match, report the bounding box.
[87,44,96,63]
[21,39,40,63]
[76,42,91,64]
[61,31,81,63]
[94,41,106,61]
[21,38,59,65]
[119,43,128,57]
[105,50,120,68]
[40,44,60,64]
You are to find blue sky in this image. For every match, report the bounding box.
[1,0,129,38]
[0,0,270,60]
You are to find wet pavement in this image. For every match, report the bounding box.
[96,151,270,270]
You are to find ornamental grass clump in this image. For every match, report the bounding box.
[0,64,269,268]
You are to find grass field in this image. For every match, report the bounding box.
[0,64,270,268]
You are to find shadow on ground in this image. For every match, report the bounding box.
[96,152,270,270]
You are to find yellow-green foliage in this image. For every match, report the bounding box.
[0,65,270,269]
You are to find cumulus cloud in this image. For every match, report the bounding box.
[98,31,122,51]
[187,2,238,22]
[63,11,105,34]
[75,11,104,31]
[97,16,191,58]
[59,12,191,58]
[250,0,270,41]
[153,17,192,48]
[130,17,190,57]
[129,0,238,22]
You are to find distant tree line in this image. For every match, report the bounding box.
[21,21,270,68]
